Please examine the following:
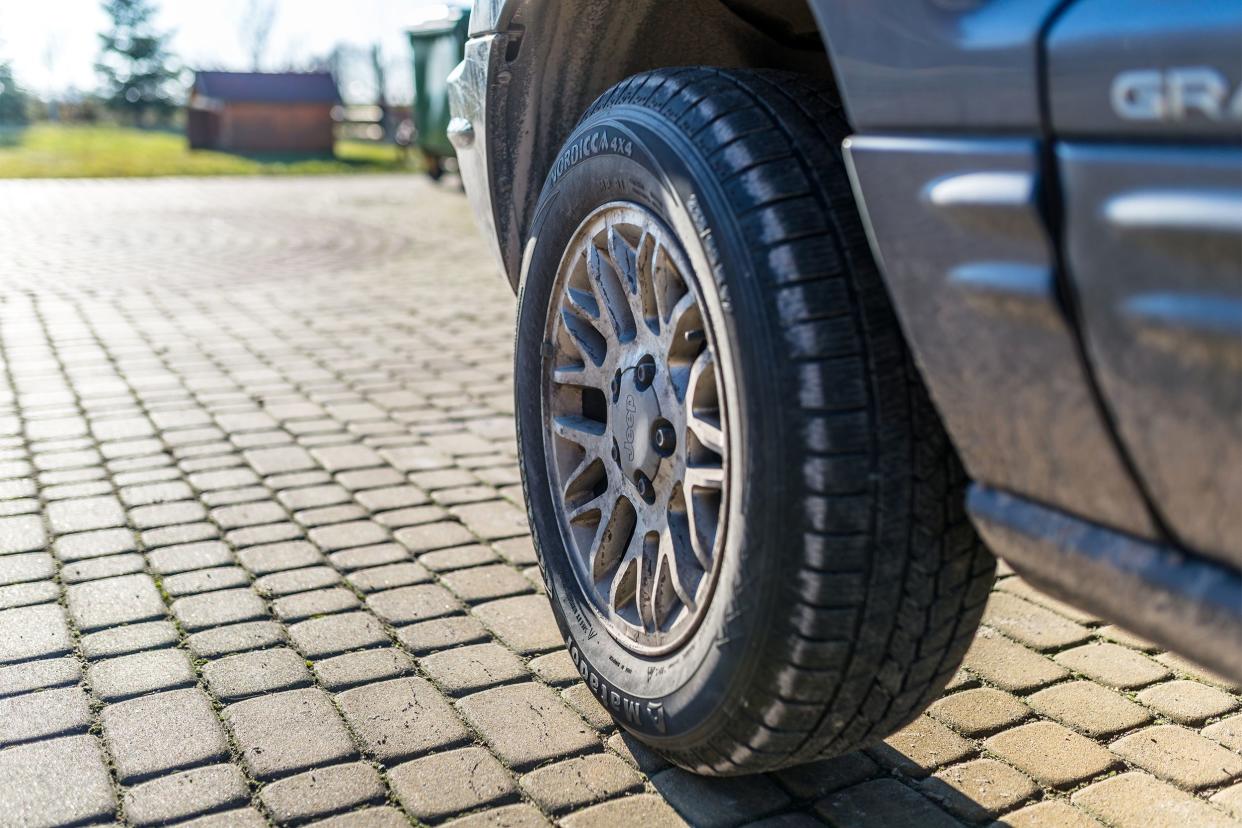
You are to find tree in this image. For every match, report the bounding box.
[241,0,277,72]
[0,60,29,124]
[95,0,181,125]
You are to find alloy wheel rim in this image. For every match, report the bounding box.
[542,202,730,655]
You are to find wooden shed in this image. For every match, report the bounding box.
[187,71,341,154]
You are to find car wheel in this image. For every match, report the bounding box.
[514,67,995,774]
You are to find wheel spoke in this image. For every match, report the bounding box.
[608,224,658,334]
[587,243,634,343]
[684,464,724,491]
[551,414,606,454]
[685,349,725,455]
[657,526,698,614]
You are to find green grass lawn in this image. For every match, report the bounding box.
[0,123,420,178]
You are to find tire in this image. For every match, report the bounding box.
[514,67,995,775]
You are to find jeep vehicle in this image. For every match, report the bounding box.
[447,0,1242,774]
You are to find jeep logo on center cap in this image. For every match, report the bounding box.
[623,394,638,462]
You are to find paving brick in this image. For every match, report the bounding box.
[289,611,389,658]
[81,620,180,660]
[245,445,316,476]
[355,485,429,511]
[143,522,221,548]
[253,565,341,597]
[260,762,386,823]
[309,520,389,552]
[458,682,598,769]
[421,642,528,695]
[1073,771,1236,828]
[123,764,249,827]
[393,521,476,552]
[527,650,578,687]
[0,685,92,747]
[0,735,116,826]
[0,656,80,698]
[172,587,267,631]
[311,444,383,471]
[147,540,233,574]
[366,583,461,624]
[961,626,1069,692]
[815,778,959,828]
[1203,714,1242,752]
[1110,724,1242,789]
[772,752,878,800]
[186,620,286,659]
[225,522,300,548]
[130,500,207,529]
[996,800,1104,828]
[52,527,135,562]
[396,615,490,654]
[439,804,550,828]
[102,689,229,782]
[179,806,268,827]
[0,580,56,610]
[379,445,453,472]
[522,754,643,813]
[272,586,360,622]
[313,647,414,691]
[162,566,250,597]
[474,594,563,654]
[921,758,1038,822]
[561,682,615,731]
[0,603,72,663]
[120,480,193,507]
[419,543,498,572]
[236,539,325,574]
[1154,652,1242,693]
[869,715,974,778]
[1054,642,1171,689]
[0,514,47,554]
[389,746,517,821]
[982,593,1093,652]
[61,552,146,583]
[450,500,529,540]
[211,501,287,529]
[224,688,356,779]
[493,536,537,566]
[984,721,1118,788]
[441,563,534,603]
[88,648,196,701]
[1027,680,1153,737]
[346,561,432,592]
[375,504,450,529]
[67,573,166,631]
[329,542,409,571]
[47,495,126,533]
[1136,679,1239,725]
[927,687,1030,737]
[1212,783,1242,820]
[0,551,54,585]
[1095,625,1160,652]
[336,676,469,762]
[202,647,312,700]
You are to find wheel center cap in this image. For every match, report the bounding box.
[613,367,662,484]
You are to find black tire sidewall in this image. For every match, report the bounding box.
[515,106,792,747]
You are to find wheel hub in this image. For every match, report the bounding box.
[542,203,731,655]
[611,362,663,487]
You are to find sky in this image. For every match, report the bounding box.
[0,0,469,103]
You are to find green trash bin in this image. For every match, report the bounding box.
[408,11,470,181]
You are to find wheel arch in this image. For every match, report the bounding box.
[475,0,838,290]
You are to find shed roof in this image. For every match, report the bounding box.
[193,71,341,104]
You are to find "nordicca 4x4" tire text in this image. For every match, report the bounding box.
[514,67,996,774]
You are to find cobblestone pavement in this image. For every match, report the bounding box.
[0,175,1238,828]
